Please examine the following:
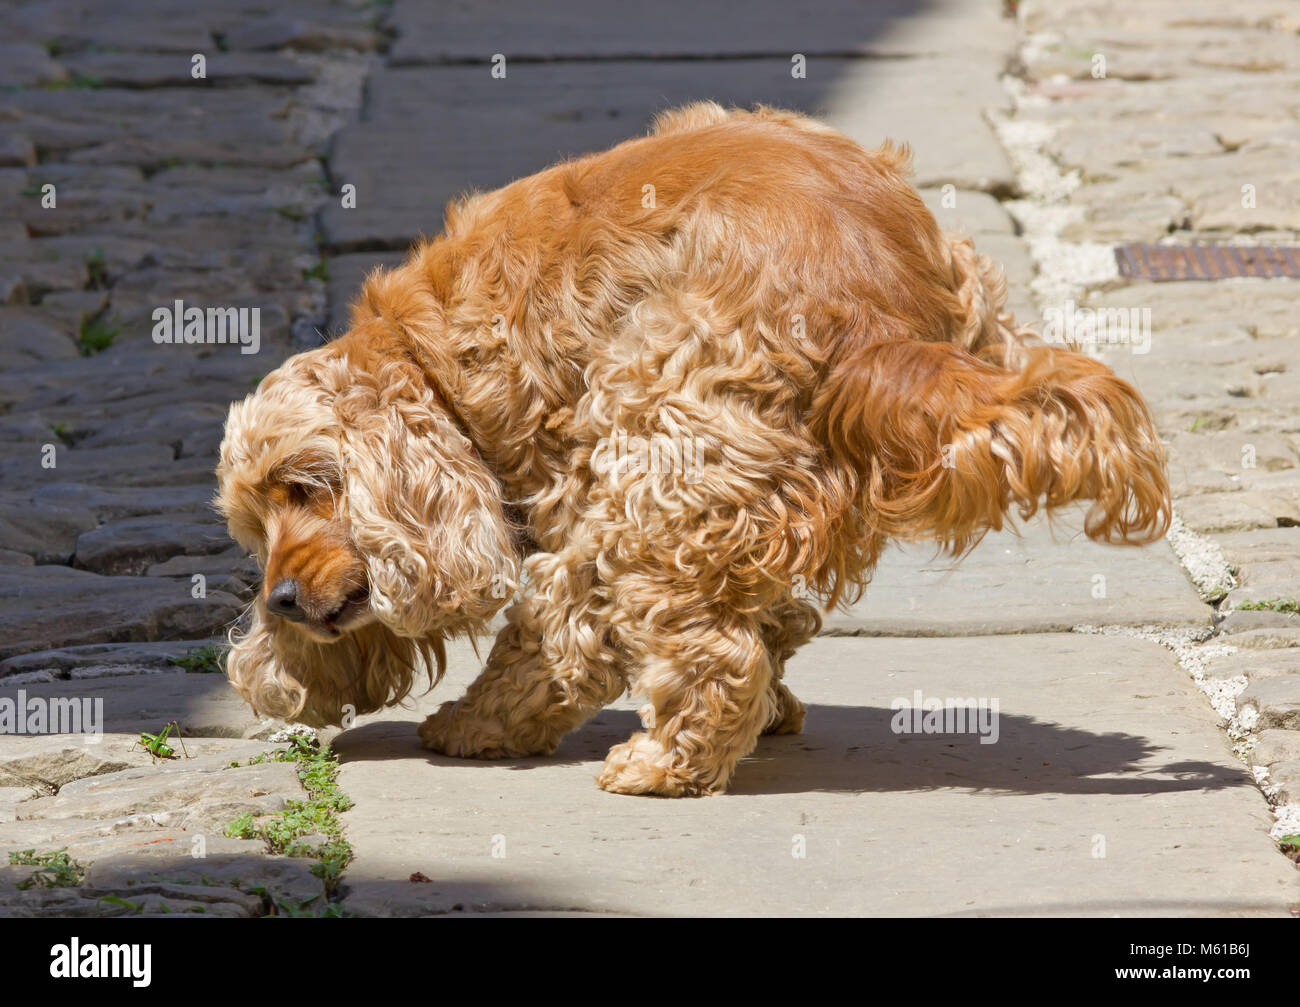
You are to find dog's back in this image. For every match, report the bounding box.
[423,101,995,362]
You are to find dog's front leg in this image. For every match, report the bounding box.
[596,572,778,797]
[418,546,625,758]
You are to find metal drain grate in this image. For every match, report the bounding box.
[1115,242,1300,281]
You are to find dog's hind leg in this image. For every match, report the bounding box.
[760,595,820,736]
[418,545,625,758]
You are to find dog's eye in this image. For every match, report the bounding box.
[286,482,316,505]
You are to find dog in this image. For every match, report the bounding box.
[215,102,1170,796]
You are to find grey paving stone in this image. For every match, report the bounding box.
[1023,26,1300,82]
[0,134,37,169]
[72,516,233,576]
[324,56,1013,249]
[147,544,256,581]
[68,400,232,454]
[0,736,133,791]
[85,851,326,912]
[0,43,64,87]
[30,483,217,523]
[0,443,177,490]
[0,254,88,298]
[0,496,97,564]
[1237,676,1300,731]
[222,15,378,52]
[0,565,242,660]
[919,188,1016,236]
[1020,66,1300,153]
[324,251,407,336]
[1047,122,1225,172]
[0,674,268,740]
[1177,490,1300,535]
[1225,628,1300,651]
[972,233,1034,294]
[0,1,368,915]
[335,633,1296,917]
[388,0,1012,63]
[35,290,110,332]
[824,507,1207,636]
[5,87,315,165]
[0,639,224,679]
[1206,648,1300,684]
[0,3,212,53]
[18,759,301,830]
[1219,610,1300,637]
[1267,760,1300,805]
[59,51,317,88]
[822,55,1016,194]
[1166,431,1299,489]
[1084,279,1300,342]
[1216,528,1300,609]
[1251,729,1300,769]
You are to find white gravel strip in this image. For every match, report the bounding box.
[1165,511,1238,601]
[990,77,1121,311]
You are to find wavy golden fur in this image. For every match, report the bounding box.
[216,103,1170,795]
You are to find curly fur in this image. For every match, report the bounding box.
[216,102,1170,793]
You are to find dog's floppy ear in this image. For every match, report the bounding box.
[226,614,442,727]
[334,357,519,639]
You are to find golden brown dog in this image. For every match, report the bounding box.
[215,103,1170,796]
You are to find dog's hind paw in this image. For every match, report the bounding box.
[763,681,805,735]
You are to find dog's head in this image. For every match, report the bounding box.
[215,327,519,726]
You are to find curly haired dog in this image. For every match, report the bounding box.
[216,103,1170,796]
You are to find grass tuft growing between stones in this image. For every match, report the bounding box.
[225,736,353,901]
[301,260,330,282]
[167,644,228,674]
[9,849,85,890]
[77,313,117,355]
[85,248,108,289]
[39,74,103,90]
[1235,597,1299,615]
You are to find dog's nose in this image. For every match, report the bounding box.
[267,578,305,622]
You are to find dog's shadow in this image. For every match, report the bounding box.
[335,704,1242,797]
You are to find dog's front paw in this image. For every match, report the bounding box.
[596,733,715,797]
[418,700,512,758]
[418,700,554,758]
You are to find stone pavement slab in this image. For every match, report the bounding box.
[825,506,1208,636]
[324,51,1015,251]
[387,0,1013,64]
[822,55,1015,196]
[0,670,272,743]
[333,633,1297,916]
[324,61,849,250]
[0,565,242,660]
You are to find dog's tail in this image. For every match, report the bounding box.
[810,337,1171,560]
